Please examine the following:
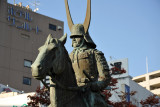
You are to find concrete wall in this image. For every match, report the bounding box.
[108,58,154,106]
[129,78,153,106]
[0,92,35,106]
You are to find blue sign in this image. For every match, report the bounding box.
[125,84,130,102]
[7,6,40,34]
[8,6,32,21]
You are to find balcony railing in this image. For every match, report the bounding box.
[138,81,147,87]
[151,88,160,95]
[149,77,160,86]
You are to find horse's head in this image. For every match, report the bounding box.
[31,34,67,80]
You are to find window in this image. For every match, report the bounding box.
[24,60,32,68]
[49,24,56,31]
[23,77,31,85]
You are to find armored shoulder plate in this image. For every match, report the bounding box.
[94,49,109,72]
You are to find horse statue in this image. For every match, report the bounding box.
[31,34,87,107]
[31,34,109,107]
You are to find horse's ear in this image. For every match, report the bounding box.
[59,33,67,45]
[45,34,53,45]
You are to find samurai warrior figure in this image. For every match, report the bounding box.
[65,0,111,107]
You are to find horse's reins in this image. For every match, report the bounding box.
[49,71,82,91]
[40,71,81,91]
[40,70,93,92]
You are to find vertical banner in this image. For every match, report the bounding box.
[125,84,130,102]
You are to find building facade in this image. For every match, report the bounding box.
[108,58,154,106]
[0,0,63,92]
[133,70,160,97]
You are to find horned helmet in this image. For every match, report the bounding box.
[65,0,96,48]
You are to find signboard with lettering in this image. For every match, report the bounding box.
[108,58,129,78]
[7,6,40,34]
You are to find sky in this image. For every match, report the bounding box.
[8,0,160,77]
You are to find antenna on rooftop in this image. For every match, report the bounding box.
[30,0,40,12]
[146,56,149,74]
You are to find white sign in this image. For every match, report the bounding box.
[108,58,129,78]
